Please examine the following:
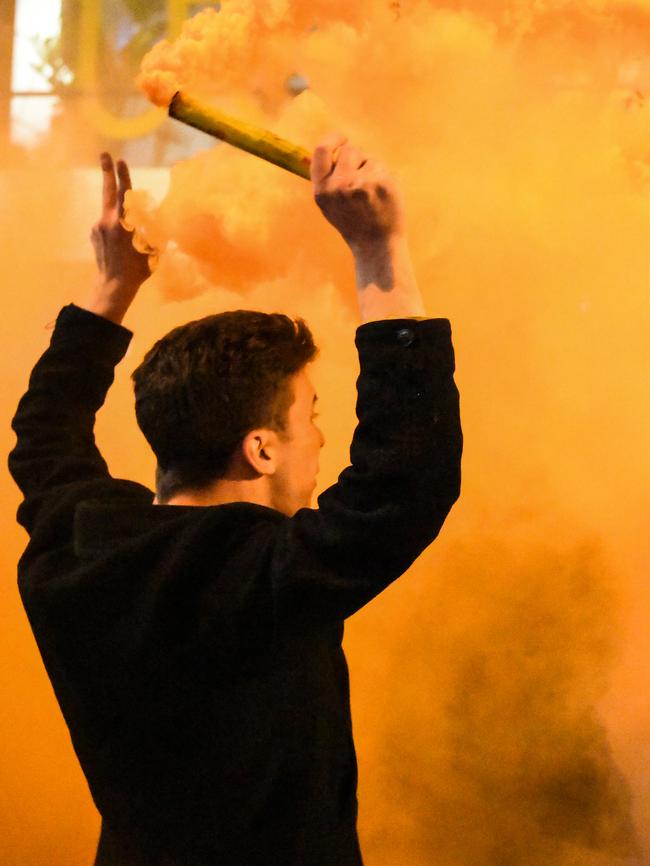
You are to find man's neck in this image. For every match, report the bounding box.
[159,477,276,510]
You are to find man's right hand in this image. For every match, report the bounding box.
[310,134,405,255]
[311,133,426,323]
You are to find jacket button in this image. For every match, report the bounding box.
[396,327,415,346]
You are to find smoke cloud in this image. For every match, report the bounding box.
[131,2,650,863]
[2,1,650,864]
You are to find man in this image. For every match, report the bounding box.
[9,135,462,866]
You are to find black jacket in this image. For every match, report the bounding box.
[9,304,462,866]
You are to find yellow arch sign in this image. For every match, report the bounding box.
[77,0,190,140]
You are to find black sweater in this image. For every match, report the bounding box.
[9,304,462,866]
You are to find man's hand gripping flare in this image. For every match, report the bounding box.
[310,134,425,323]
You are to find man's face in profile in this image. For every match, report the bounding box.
[271,368,325,516]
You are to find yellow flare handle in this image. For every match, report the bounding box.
[169,92,312,180]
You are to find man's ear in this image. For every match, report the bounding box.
[240,428,279,477]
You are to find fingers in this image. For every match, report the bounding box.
[100,152,134,224]
[311,132,348,185]
[312,135,372,198]
[116,159,132,219]
[332,145,367,180]
[100,152,118,215]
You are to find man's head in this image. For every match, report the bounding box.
[132,310,321,514]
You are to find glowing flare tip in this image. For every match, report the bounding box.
[168,92,312,181]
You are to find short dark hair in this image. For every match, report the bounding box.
[132,310,318,503]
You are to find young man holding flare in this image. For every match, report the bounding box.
[9,134,462,866]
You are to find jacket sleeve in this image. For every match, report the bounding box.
[8,304,152,539]
[272,317,462,624]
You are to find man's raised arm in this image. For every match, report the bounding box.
[271,136,462,624]
[8,155,152,535]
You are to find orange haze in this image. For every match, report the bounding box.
[2,1,650,864]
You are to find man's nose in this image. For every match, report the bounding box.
[318,427,325,448]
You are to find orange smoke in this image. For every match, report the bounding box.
[2,1,650,865]
[131,2,650,863]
